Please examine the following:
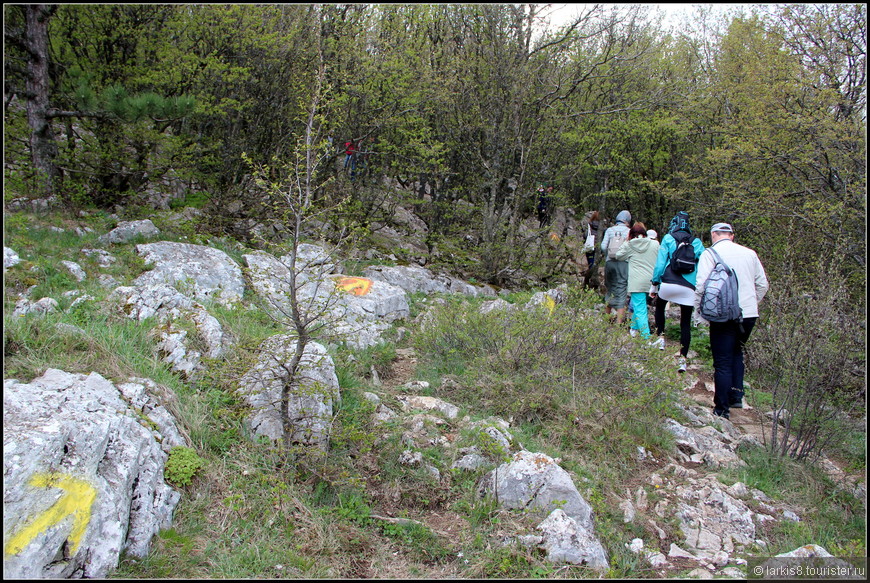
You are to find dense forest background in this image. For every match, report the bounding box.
[4,3,866,400]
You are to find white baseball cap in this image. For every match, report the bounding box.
[710,223,733,233]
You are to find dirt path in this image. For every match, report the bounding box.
[382,347,418,391]
[683,366,768,444]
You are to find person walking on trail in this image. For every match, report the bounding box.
[649,211,705,372]
[694,223,769,420]
[600,210,632,324]
[585,211,601,269]
[537,185,553,227]
[343,139,358,174]
[616,222,659,339]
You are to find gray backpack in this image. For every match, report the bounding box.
[606,229,626,260]
[699,247,742,322]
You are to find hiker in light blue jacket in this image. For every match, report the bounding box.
[600,210,632,324]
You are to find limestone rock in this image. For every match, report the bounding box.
[478,450,595,531]
[61,260,87,282]
[81,248,117,267]
[536,509,609,570]
[396,395,459,420]
[675,477,756,557]
[237,336,340,448]
[244,249,409,349]
[479,298,514,314]
[664,418,744,469]
[363,264,495,298]
[4,246,21,270]
[452,453,489,471]
[98,219,160,245]
[12,296,59,317]
[134,241,244,306]
[111,284,230,376]
[3,369,183,579]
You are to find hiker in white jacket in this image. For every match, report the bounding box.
[694,223,769,419]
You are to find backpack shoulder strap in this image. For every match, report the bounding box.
[708,245,732,271]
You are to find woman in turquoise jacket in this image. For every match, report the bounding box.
[649,211,705,371]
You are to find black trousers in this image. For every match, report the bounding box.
[709,317,757,414]
[654,297,693,357]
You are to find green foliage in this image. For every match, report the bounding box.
[3,169,43,201]
[379,520,448,561]
[413,293,680,490]
[334,342,397,387]
[747,263,864,461]
[164,446,206,487]
[168,190,211,210]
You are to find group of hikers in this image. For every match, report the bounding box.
[590,209,769,420]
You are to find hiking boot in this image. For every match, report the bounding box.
[678,357,687,373]
[713,408,730,420]
[729,389,745,408]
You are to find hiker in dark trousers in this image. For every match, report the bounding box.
[585,211,601,268]
[694,223,769,419]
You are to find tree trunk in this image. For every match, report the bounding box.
[24,5,60,194]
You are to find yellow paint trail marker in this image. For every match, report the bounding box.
[544,294,556,316]
[334,276,373,296]
[4,472,97,556]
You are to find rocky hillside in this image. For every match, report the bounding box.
[3,197,865,579]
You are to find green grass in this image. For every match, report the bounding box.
[720,445,866,557]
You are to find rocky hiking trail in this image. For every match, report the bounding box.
[363,338,864,578]
[684,367,863,494]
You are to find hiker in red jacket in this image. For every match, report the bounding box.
[344,139,358,173]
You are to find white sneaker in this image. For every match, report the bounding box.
[650,337,665,350]
[678,357,687,373]
[630,328,638,338]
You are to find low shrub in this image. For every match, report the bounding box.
[164,446,206,487]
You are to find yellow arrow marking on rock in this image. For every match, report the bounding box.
[335,277,373,296]
[4,472,97,557]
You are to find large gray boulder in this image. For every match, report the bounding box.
[3,369,185,579]
[536,509,609,570]
[363,264,496,298]
[237,336,340,448]
[478,450,596,531]
[133,241,244,306]
[479,451,607,570]
[4,246,21,270]
[98,219,160,245]
[244,247,409,349]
